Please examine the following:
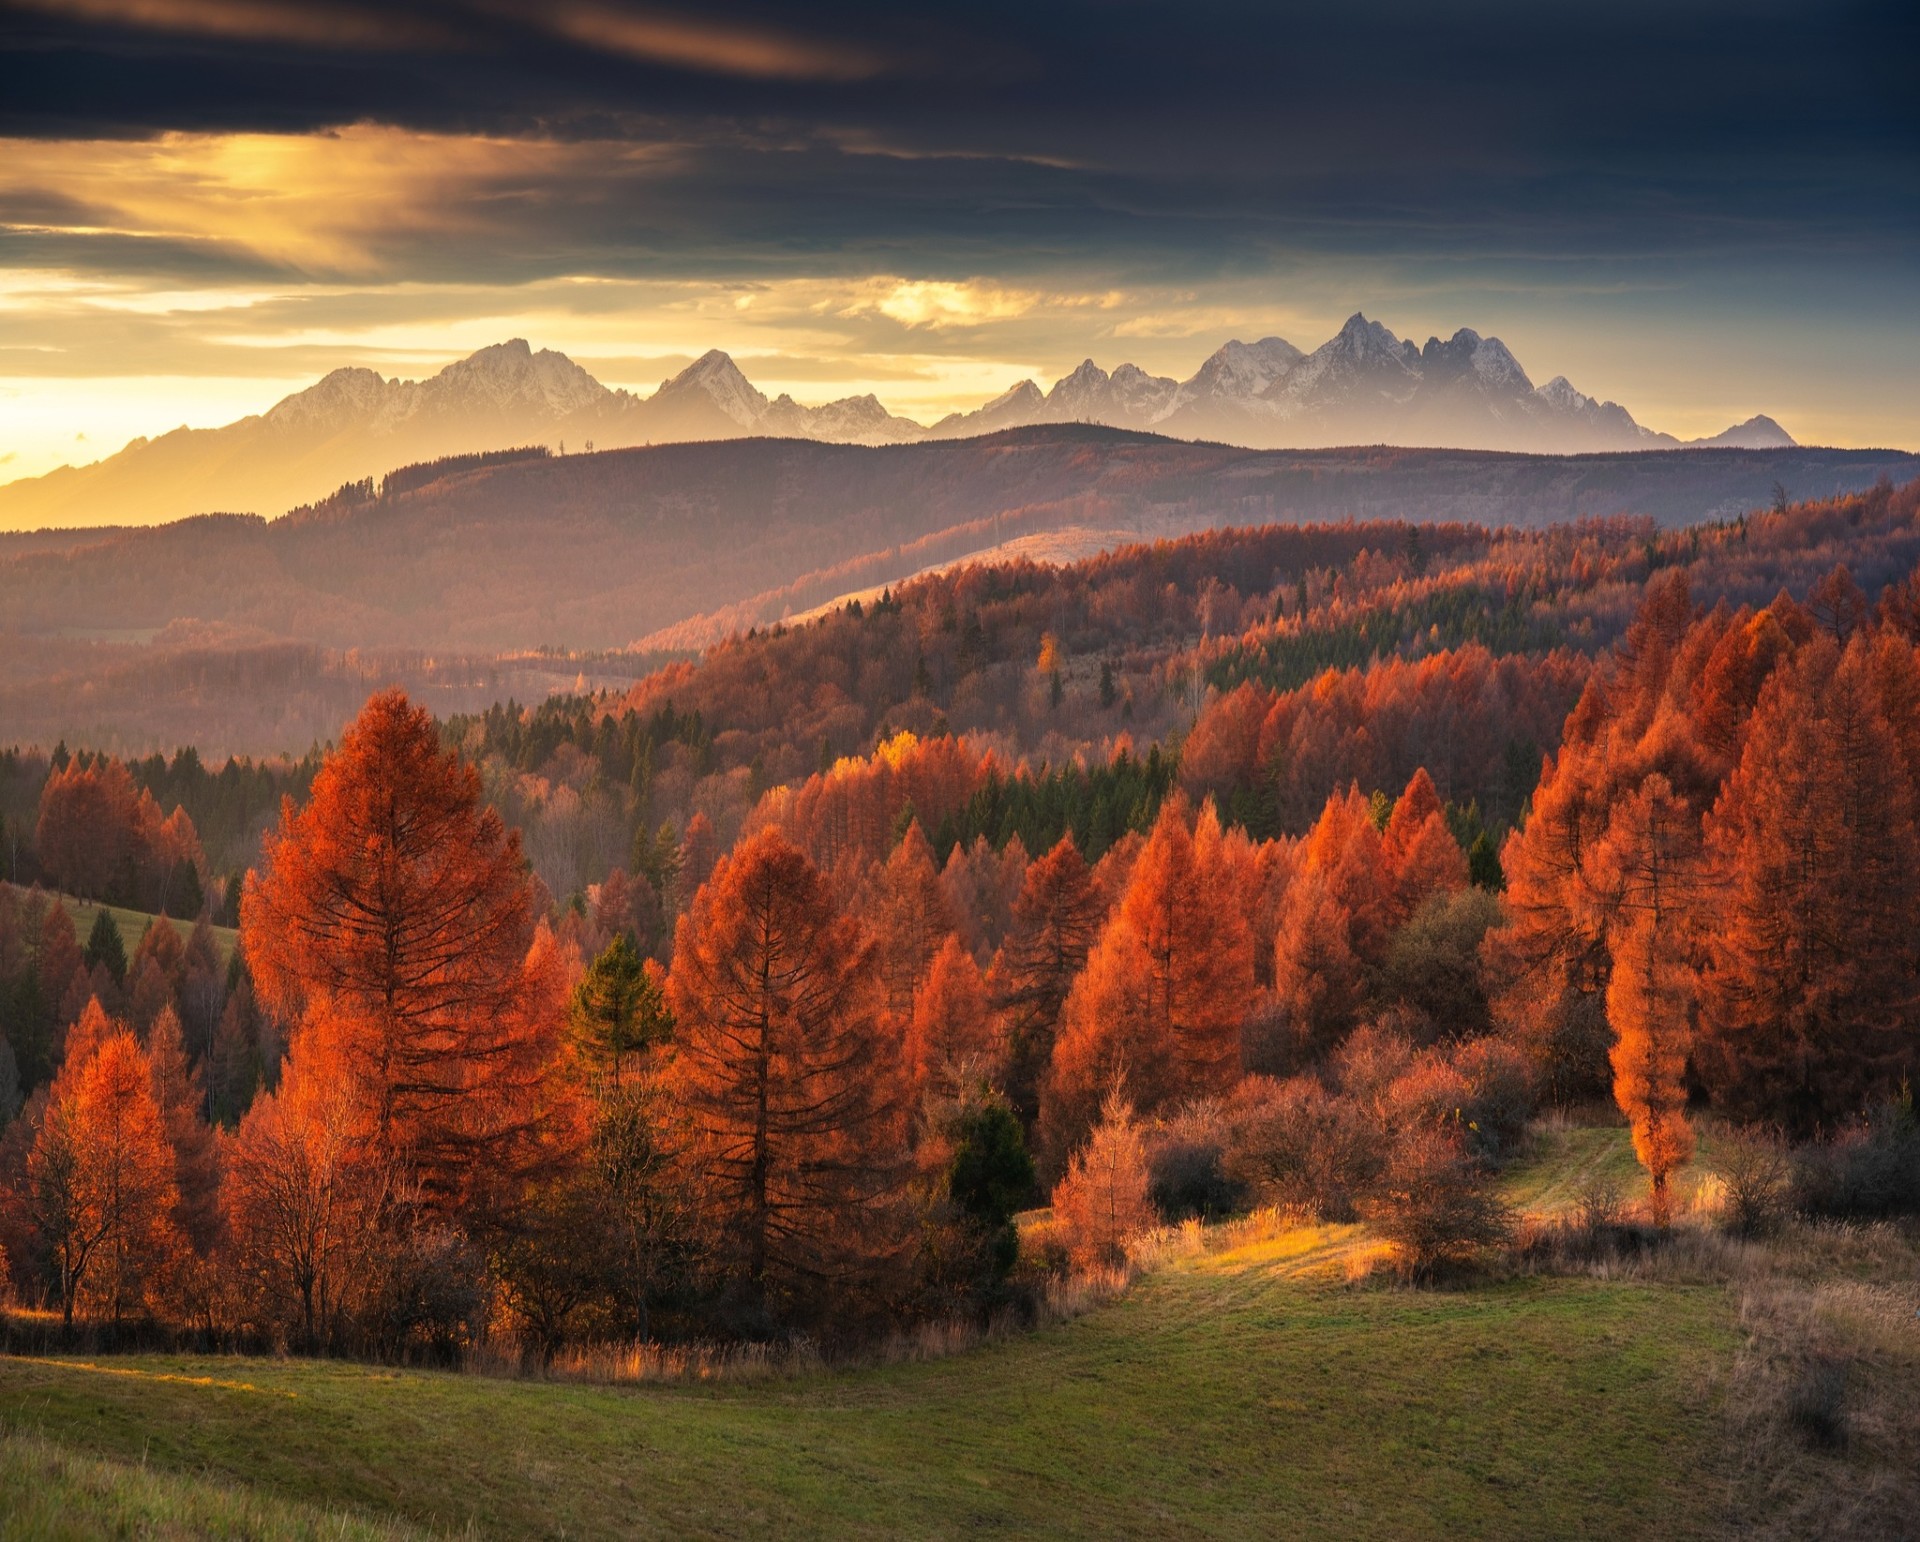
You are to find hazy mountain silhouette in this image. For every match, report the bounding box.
[0,319,1801,530]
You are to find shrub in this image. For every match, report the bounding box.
[1222,1075,1381,1222]
[1790,1090,1920,1219]
[1014,1212,1072,1279]
[1380,888,1502,1038]
[1382,1054,1474,1134]
[1144,1102,1246,1221]
[1359,1125,1512,1279]
[947,1094,1035,1281]
[1450,1037,1536,1164]
[1713,1126,1791,1236]
[1787,1353,1851,1450]
[363,1224,487,1360]
[1573,1173,1625,1234]
[1330,1023,1416,1119]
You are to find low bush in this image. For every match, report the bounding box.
[1786,1353,1851,1451]
[1790,1090,1920,1219]
[1221,1075,1382,1222]
[1144,1102,1247,1221]
[1713,1126,1791,1237]
[1449,1037,1536,1163]
[1359,1125,1512,1279]
[1379,888,1503,1040]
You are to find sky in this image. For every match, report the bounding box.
[0,0,1916,481]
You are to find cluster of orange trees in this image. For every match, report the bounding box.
[2,537,1919,1348]
[34,756,207,917]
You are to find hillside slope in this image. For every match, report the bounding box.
[0,1255,1732,1539]
[1,431,1911,658]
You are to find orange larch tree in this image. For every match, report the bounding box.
[145,1006,222,1255]
[989,835,1105,1125]
[28,1021,183,1328]
[665,826,909,1325]
[1381,769,1468,925]
[906,934,998,1100]
[1698,637,1920,1129]
[1049,1088,1154,1271]
[864,820,954,1021]
[1588,775,1703,1218]
[241,689,572,1218]
[1043,797,1254,1162]
[1270,865,1367,1062]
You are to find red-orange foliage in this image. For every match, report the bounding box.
[1302,786,1393,962]
[1044,798,1254,1160]
[906,935,998,1099]
[35,757,204,913]
[1049,1089,1154,1271]
[937,834,1028,964]
[1270,866,1366,1061]
[1486,577,1725,1099]
[1381,769,1467,924]
[865,820,954,1019]
[989,835,1105,1123]
[242,689,572,1215]
[224,1048,369,1347]
[146,1006,222,1254]
[1590,775,1702,1214]
[678,812,719,905]
[755,729,992,879]
[1698,636,1920,1129]
[1178,681,1271,804]
[665,826,908,1322]
[28,1021,183,1327]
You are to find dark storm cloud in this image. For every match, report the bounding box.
[3,0,1915,268]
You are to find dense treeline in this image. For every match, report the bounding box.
[460,479,1920,906]
[0,744,318,922]
[1,480,1917,1355]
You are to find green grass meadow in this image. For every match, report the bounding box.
[0,1194,1738,1540]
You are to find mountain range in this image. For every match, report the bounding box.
[0,314,1796,530]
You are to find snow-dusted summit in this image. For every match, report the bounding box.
[0,321,1798,529]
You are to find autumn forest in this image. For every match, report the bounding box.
[0,471,1913,1389]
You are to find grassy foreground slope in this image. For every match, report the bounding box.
[0,1226,1732,1539]
[0,1428,422,1541]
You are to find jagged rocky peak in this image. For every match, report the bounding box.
[1323,312,1418,367]
[656,349,771,425]
[1420,328,1532,392]
[432,338,610,415]
[263,365,393,430]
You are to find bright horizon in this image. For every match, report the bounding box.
[6,285,1916,486]
[3,2,1916,484]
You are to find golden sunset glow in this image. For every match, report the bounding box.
[1,8,1918,1531]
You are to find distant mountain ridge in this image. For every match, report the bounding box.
[0,316,1798,529]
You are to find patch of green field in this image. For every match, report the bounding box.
[3,884,238,970]
[1502,1118,1723,1217]
[0,1426,421,1541]
[0,1238,1735,1539]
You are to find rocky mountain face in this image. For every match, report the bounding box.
[0,320,1797,530]
[940,314,1796,455]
